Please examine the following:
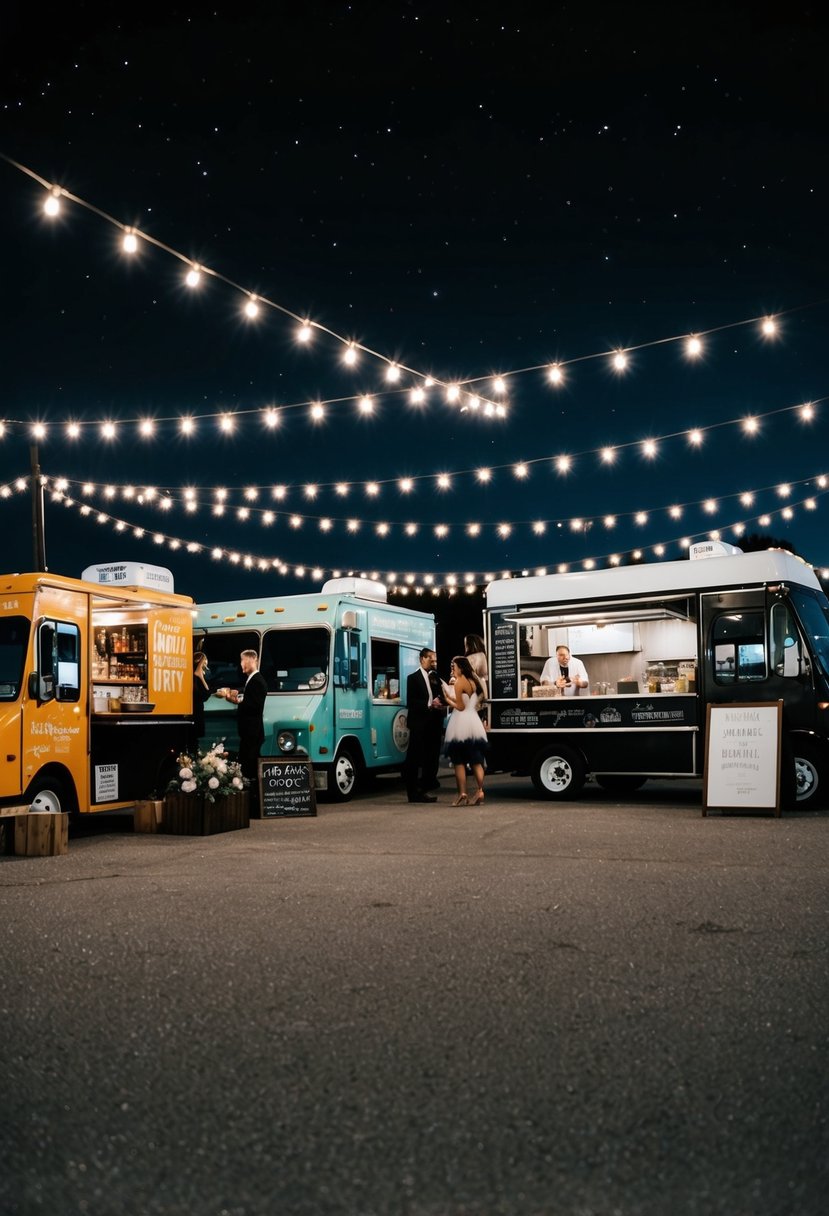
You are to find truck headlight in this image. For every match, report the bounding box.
[277,730,297,753]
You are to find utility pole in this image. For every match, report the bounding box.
[29,443,47,571]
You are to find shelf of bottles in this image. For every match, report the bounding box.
[91,624,148,684]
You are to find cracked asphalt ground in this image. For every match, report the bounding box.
[1,774,827,1216]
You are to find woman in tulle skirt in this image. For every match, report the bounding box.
[441,655,489,805]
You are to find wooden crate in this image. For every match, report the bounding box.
[14,812,69,857]
[134,799,164,833]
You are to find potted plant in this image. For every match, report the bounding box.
[163,742,251,835]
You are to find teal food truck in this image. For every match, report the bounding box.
[194,579,436,799]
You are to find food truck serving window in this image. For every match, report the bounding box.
[200,630,261,693]
[0,616,30,700]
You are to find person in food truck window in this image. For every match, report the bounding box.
[218,649,267,811]
[540,645,589,696]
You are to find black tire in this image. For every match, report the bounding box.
[25,773,76,817]
[326,746,360,802]
[595,774,648,794]
[531,745,586,800]
[792,742,825,808]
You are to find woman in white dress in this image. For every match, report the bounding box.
[441,655,489,805]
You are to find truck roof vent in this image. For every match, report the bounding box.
[321,577,387,602]
[81,561,175,592]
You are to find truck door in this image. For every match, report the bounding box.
[368,638,405,765]
[700,589,815,732]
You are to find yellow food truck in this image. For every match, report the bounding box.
[0,561,193,816]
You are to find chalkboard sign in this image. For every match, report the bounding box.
[703,701,782,817]
[258,757,318,818]
[490,611,518,699]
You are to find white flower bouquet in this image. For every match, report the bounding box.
[167,741,249,803]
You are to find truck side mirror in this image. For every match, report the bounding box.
[27,670,55,703]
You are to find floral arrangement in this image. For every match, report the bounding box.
[167,741,248,802]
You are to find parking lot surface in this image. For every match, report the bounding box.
[2,773,827,1215]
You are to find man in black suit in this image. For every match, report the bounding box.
[224,648,267,813]
[403,647,446,803]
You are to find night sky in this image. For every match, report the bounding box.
[2,3,828,606]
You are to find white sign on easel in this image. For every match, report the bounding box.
[703,701,782,817]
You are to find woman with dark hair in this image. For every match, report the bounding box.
[464,632,489,718]
[441,655,489,805]
[190,651,212,752]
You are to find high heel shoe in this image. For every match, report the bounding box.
[451,793,469,806]
[469,790,485,805]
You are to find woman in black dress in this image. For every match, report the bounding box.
[191,651,212,753]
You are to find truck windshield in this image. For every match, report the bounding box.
[0,616,31,700]
[262,627,330,692]
[789,588,829,676]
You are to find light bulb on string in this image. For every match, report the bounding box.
[685,336,703,358]
[244,295,260,319]
[547,364,564,386]
[342,343,358,366]
[611,351,628,372]
[297,322,313,343]
[761,316,778,337]
[185,265,201,288]
[385,364,401,383]
[687,428,703,446]
[43,186,62,217]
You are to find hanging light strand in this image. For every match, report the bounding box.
[44,470,829,544]
[39,482,828,588]
[5,153,828,410]
[16,391,825,503]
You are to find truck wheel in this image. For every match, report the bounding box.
[26,774,75,816]
[793,743,824,808]
[328,747,359,802]
[531,745,586,800]
[596,774,648,794]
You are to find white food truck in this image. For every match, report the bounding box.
[484,544,829,806]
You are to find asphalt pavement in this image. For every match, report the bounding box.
[1,771,827,1216]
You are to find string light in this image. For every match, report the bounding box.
[7,155,816,419]
[45,470,829,564]
[43,186,62,217]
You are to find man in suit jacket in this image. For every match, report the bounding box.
[224,648,267,811]
[403,647,446,802]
